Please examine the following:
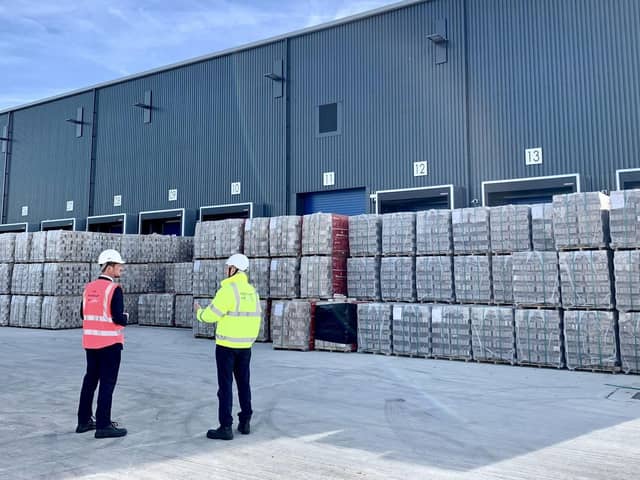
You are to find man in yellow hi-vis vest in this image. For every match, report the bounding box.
[194,253,261,440]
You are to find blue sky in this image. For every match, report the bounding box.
[0,0,398,111]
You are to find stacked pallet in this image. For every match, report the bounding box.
[512,251,560,307]
[193,296,216,339]
[559,251,614,309]
[491,255,513,304]
[271,300,313,350]
[244,218,270,305]
[454,255,492,303]
[300,213,348,299]
[314,301,358,352]
[416,210,454,303]
[531,204,555,251]
[431,305,472,359]
[138,294,175,327]
[489,205,531,254]
[452,207,491,254]
[347,215,381,300]
[380,213,416,302]
[618,313,640,374]
[357,303,392,354]
[269,216,302,299]
[515,309,564,368]
[563,310,618,371]
[470,306,515,363]
[552,192,610,250]
[391,303,430,357]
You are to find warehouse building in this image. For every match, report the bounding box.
[0,0,638,235]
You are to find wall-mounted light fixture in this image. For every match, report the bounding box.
[264,60,284,98]
[65,107,84,137]
[427,19,448,65]
[133,90,152,123]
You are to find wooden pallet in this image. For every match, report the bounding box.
[272,346,312,352]
[430,355,473,363]
[358,350,393,356]
[391,352,429,359]
[564,306,616,312]
[475,358,516,366]
[516,361,564,369]
[569,365,621,374]
[515,304,562,310]
[558,245,609,251]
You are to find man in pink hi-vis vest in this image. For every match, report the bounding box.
[76,249,128,439]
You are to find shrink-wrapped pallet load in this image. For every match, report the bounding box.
[391,304,430,357]
[0,233,16,262]
[347,257,380,301]
[0,295,10,326]
[452,207,491,254]
[193,297,216,338]
[269,257,300,299]
[302,213,349,256]
[563,310,618,371]
[357,303,392,355]
[431,305,472,359]
[512,251,560,307]
[470,306,515,363]
[531,203,555,251]
[14,233,31,263]
[244,218,270,258]
[610,189,640,248]
[29,231,47,263]
[192,260,226,297]
[269,216,302,257]
[46,231,90,262]
[248,258,270,299]
[25,296,43,328]
[41,296,82,329]
[380,257,416,302]
[174,295,194,328]
[256,299,270,342]
[515,309,564,367]
[491,255,513,304]
[9,295,26,327]
[489,205,531,253]
[559,251,614,309]
[138,294,175,327]
[618,313,640,374]
[552,192,610,249]
[164,262,193,294]
[614,251,640,312]
[416,256,454,303]
[123,294,140,325]
[271,300,313,350]
[348,215,381,257]
[416,209,453,255]
[0,263,12,294]
[300,256,347,299]
[42,263,90,296]
[382,212,416,256]
[453,255,492,303]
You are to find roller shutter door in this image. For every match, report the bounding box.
[300,188,366,216]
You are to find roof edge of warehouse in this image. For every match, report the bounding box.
[0,0,427,115]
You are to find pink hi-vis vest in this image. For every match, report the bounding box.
[82,279,124,349]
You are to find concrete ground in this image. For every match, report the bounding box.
[1,326,639,480]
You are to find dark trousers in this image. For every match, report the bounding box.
[77,344,122,429]
[216,344,252,427]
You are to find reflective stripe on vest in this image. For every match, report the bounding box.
[82,279,124,349]
[215,282,261,348]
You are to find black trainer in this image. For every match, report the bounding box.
[206,426,233,440]
[75,418,96,433]
[238,420,250,435]
[95,422,127,439]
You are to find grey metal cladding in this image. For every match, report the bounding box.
[289,0,467,201]
[92,41,286,217]
[467,0,640,199]
[5,93,93,225]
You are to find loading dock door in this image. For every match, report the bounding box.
[375,186,457,214]
[0,223,27,233]
[41,219,75,231]
[298,188,366,216]
[483,174,580,206]
[87,215,125,234]
[618,169,640,190]
[200,203,255,221]
[139,209,184,236]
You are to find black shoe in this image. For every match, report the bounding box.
[75,418,96,433]
[238,420,250,435]
[206,426,233,440]
[95,422,127,439]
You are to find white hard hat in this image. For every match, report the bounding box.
[98,249,125,266]
[226,253,249,271]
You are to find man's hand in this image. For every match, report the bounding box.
[193,301,201,313]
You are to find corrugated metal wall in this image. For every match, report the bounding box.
[93,40,286,218]
[467,0,640,199]
[289,0,468,210]
[6,93,94,229]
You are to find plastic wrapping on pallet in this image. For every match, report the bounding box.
[515,309,563,367]
[193,297,216,338]
[614,251,640,311]
[165,263,193,294]
[489,205,531,253]
[347,257,380,301]
[470,306,515,363]
[416,209,453,255]
[172,236,194,262]
[25,296,42,328]
[256,299,270,342]
[248,258,270,299]
[120,234,178,263]
[302,213,349,256]
[454,255,492,303]
[192,259,226,297]
[269,257,300,299]
[559,251,614,309]
[563,310,618,371]
[29,232,47,263]
[269,216,302,257]
[382,212,416,256]
[610,190,640,248]
[270,300,313,350]
[124,294,139,325]
[492,255,513,304]
[380,257,416,302]
[244,218,270,258]
[138,294,175,327]
[552,192,610,249]
[194,219,244,259]
[512,251,560,307]
[0,295,9,326]
[619,312,640,374]
[14,233,31,263]
[300,255,347,299]
[452,207,491,254]
[431,305,472,359]
[0,263,12,294]
[357,303,392,354]
[314,301,358,345]
[9,295,26,327]
[41,296,82,329]
[0,233,16,262]
[531,203,555,251]
[174,295,194,328]
[416,256,454,303]
[42,263,90,296]
[118,264,166,294]
[348,215,381,257]
[11,264,44,295]
[391,304,430,357]
[45,231,90,262]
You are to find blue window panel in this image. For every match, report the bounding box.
[301,188,366,216]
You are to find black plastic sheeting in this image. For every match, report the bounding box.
[314,302,358,344]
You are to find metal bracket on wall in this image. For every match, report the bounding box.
[133,90,152,123]
[264,59,284,98]
[427,18,448,65]
[65,107,84,137]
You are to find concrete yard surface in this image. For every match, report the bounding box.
[1,326,639,480]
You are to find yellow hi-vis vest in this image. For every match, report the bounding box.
[197,271,261,349]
